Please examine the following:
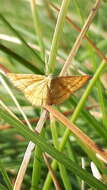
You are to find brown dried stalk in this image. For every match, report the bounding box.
[43,154,62,190]
[0,105,99,130]
[44,105,107,163]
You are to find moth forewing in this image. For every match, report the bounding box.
[7,73,52,106]
[7,73,45,91]
[50,75,91,105]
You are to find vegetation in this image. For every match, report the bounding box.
[0,0,107,189]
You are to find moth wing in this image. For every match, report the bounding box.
[7,73,50,106]
[50,75,90,105]
[7,73,45,90]
[25,79,51,106]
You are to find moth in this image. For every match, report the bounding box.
[7,73,91,106]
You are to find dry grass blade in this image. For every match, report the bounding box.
[13,141,35,190]
[44,105,107,163]
[43,154,62,190]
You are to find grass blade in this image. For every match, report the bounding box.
[0,43,43,74]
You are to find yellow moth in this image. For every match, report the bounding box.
[7,73,91,106]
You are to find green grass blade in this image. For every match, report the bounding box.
[71,96,107,140]
[70,61,106,123]
[31,147,42,190]
[0,43,43,74]
[50,118,73,190]
[0,14,45,68]
[58,164,73,190]
[30,0,45,59]
[47,0,70,74]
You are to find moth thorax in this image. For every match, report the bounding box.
[46,75,53,87]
